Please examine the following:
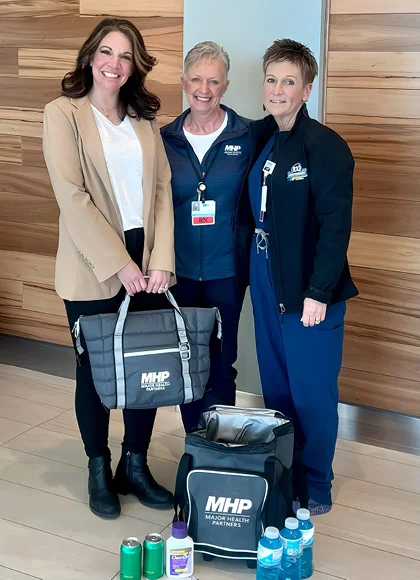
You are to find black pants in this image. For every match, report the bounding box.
[171,276,246,432]
[65,228,167,459]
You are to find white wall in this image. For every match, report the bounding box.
[184,0,326,121]
[183,0,327,394]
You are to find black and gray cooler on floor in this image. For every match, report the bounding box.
[173,405,294,567]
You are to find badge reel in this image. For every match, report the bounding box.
[191,182,216,226]
[259,160,276,222]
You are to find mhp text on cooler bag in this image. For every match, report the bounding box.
[73,290,221,409]
[173,406,294,566]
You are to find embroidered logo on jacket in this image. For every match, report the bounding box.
[287,163,308,182]
[224,144,242,156]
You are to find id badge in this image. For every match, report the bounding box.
[191,200,216,226]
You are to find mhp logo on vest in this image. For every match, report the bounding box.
[204,496,253,528]
[141,371,170,391]
[224,144,242,156]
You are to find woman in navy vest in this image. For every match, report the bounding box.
[161,42,252,432]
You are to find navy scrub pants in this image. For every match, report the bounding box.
[171,276,245,432]
[250,234,345,505]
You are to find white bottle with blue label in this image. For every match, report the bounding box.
[297,508,314,578]
[256,526,283,580]
[279,517,303,580]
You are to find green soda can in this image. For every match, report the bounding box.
[120,537,142,580]
[143,533,164,579]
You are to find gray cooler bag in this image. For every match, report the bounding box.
[174,406,294,566]
[73,291,221,410]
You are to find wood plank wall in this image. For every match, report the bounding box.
[0,0,183,346]
[327,0,420,416]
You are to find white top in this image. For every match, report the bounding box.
[92,105,144,231]
[183,112,228,163]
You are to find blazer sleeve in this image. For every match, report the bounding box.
[42,101,131,284]
[147,121,175,274]
[305,130,355,304]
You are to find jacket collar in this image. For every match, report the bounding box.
[71,95,153,233]
[252,103,309,143]
[161,104,249,137]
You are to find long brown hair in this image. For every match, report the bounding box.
[61,18,160,120]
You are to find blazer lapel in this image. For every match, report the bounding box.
[72,96,124,231]
[130,116,153,231]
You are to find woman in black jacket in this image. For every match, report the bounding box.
[247,39,358,515]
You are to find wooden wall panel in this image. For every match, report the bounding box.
[328,77,420,90]
[0,16,182,49]
[0,279,22,308]
[327,89,420,120]
[0,251,55,285]
[80,0,183,18]
[21,137,45,168]
[328,52,420,77]
[353,162,420,202]
[329,123,420,165]
[327,4,420,416]
[350,267,420,316]
[326,113,420,127]
[0,1,183,345]
[348,232,420,275]
[0,163,53,197]
[339,367,420,417]
[352,197,420,238]
[343,334,420,384]
[0,136,21,164]
[329,15,420,52]
[0,221,58,256]
[0,0,78,17]
[18,49,78,80]
[0,49,18,77]
[22,285,66,318]
[331,0,420,14]
[345,301,420,347]
[0,193,59,225]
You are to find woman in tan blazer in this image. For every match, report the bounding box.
[43,18,175,520]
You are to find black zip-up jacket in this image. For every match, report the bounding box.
[239,105,358,313]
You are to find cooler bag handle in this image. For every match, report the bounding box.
[114,289,194,408]
[173,452,193,522]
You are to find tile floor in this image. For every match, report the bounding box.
[0,364,420,579]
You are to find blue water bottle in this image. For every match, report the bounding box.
[256,526,283,580]
[297,508,314,578]
[279,517,303,580]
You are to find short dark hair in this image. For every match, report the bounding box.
[263,39,318,85]
[61,18,160,120]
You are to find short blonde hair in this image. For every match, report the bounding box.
[184,41,230,79]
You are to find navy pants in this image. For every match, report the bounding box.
[171,276,245,432]
[250,235,345,505]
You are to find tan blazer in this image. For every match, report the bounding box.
[43,95,175,301]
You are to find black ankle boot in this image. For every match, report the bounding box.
[114,451,173,510]
[88,454,121,520]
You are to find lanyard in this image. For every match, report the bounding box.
[186,144,220,202]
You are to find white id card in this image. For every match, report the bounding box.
[263,160,276,175]
[260,159,276,222]
[191,200,216,226]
